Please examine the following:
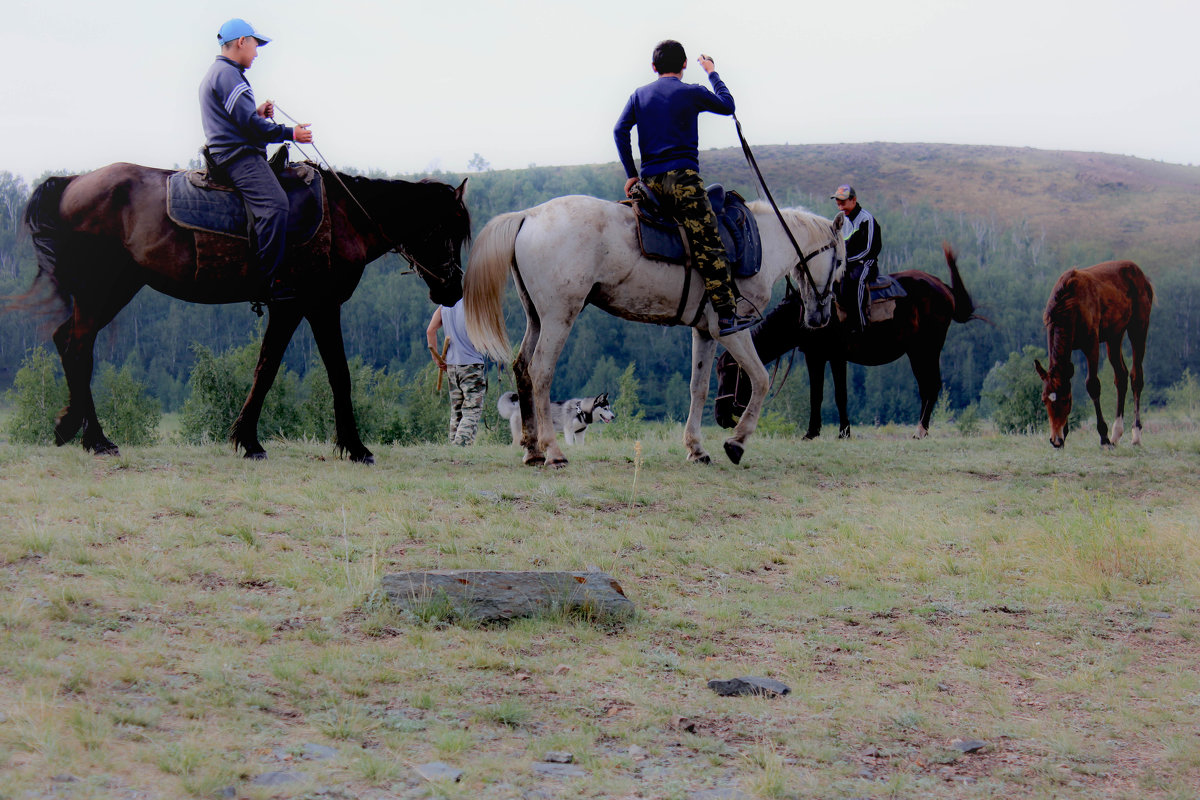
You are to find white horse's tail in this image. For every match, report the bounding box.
[464,211,524,362]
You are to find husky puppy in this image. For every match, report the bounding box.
[497,391,615,445]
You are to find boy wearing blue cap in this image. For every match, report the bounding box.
[199,19,313,303]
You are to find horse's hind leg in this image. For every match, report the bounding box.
[308,303,373,464]
[522,315,574,468]
[512,310,544,465]
[1106,336,1130,446]
[1127,323,1149,445]
[52,277,143,454]
[232,306,303,460]
[910,351,943,439]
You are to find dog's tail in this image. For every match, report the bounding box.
[496,391,519,420]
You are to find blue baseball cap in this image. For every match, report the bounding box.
[217,19,271,46]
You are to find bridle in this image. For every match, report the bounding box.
[273,105,464,292]
[733,115,841,306]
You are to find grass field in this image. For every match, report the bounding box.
[1,422,1198,800]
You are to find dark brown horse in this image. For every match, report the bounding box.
[19,161,469,462]
[715,244,979,438]
[1034,261,1152,448]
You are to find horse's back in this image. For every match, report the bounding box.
[1049,260,1152,337]
[60,162,171,233]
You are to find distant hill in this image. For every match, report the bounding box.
[698,142,1200,267]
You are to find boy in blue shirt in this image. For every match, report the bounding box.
[614,40,756,335]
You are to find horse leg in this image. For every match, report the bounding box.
[53,277,143,454]
[719,332,769,465]
[910,352,942,439]
[831,358,851,439]
[231,306,303,460]
[523,313,575,468]
[512,309,544,464]
[1082,344,1111,447]
[1106,336,1130,446]
[308,303,373,464]
[1127,323,1149,445]
[802,353,825,440]
[684,331,717,463]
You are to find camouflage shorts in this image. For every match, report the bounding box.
[643,169,736,314]
[447,363,487,446]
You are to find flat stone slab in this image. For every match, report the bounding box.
[707,676,791,697]
[381,570,635,623]
[414,761,463,782]
[532,761,588,778]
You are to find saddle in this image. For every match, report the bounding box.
[836,275,908,325]
[624,183,763,278]
[166,155,331,284]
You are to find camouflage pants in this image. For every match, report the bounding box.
[643,169,737,315]
[447,363,487,446]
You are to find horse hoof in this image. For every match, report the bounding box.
[723,439,745,465]
[351,452,375,465]
[687,451,711,465]
[91,443,120,457]
[548,458,569,469]
[523,453,545,466]
[244,450,268,461]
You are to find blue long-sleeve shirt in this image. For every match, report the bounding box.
[614,72,735,180]
[199,56,294,165]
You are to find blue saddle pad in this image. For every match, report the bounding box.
[166,166,324,244]
[866,274,907,301]
[632,185,763,278]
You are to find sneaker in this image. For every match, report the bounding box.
[718,312,758,336]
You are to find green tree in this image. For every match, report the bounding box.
[179,341,303,445]
[981,346,1048,434]
[4,346,68,444]
[606,362,646,440]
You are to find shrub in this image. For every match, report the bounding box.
[1164,368,1200,422]
[93,363,161,446]
[4,346,68,444]
[606,362,646,440]
[981,346,1048,434]
[301,357,408,444]
[179,342,303,445]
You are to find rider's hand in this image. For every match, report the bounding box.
[257,100,274,119]
[624,177,639,197]
[293,123,313,144]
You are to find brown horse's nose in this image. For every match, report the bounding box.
[1050,435,1064,449]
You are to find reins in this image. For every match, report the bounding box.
[733,115,839,302]
[272,105,456,291]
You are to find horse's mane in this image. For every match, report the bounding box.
[325,170,472,244]
[746,200,830,241]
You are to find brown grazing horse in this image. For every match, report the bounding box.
[19,162,470,462]
[1034,261,1152,449]
[715,244,980,439]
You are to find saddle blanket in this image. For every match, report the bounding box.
[166,164,324,245]
[629,185,763,278]
[836,275,907,324]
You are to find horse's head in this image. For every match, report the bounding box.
[1034,358,1073,447]
[791,210,846,329]
[357,175,471,306]
[714,350,751,429]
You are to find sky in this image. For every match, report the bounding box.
[3,0,1198,188]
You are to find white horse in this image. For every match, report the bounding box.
[464,195,845,466]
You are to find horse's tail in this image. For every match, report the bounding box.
[943,241,985,325]
[7,176,77,315]
[464,210,525,362]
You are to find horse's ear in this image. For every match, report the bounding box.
[833,211,845,229]
[1034,359,1048,381]
[455,178,467,200]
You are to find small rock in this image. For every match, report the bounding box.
[951,738,988,753]
[670,715,697,733]
[689,789,753,800]
[858,768,875,780]
[629,744,648,761]
[553,664,571,675]
[415,761,463,782]
[542,751,574,763]
[300,743,338,760]
[51,774,79,783]
[214,787,237,799]
[936,683,951,692]
[252,771,304,786]
[532,761,587,778]
[707,676,790,697]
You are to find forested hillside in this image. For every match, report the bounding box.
[1,143,1197,425]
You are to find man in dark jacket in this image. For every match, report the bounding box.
[831,185,882,334]
[199,18,313,303]
[614,40,756,336]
